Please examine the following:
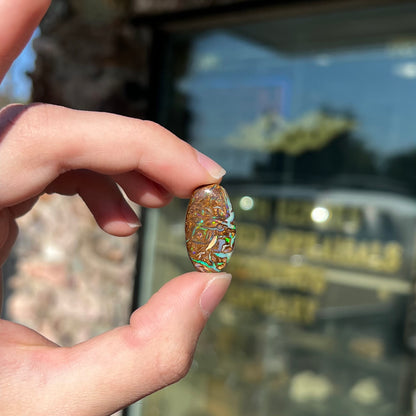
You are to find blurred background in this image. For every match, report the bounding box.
[4,1,416,416]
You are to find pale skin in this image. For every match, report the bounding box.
[0,1,232,415]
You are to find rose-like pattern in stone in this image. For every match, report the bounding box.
[185,184,236,272]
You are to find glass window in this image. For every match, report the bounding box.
[133,4,416,416]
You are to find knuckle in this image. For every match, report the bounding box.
[155,339,194,387]
[0,103,52,147]
[129,317,195,387]
[139,119,172,141]
[17,103,54,141]
[0,103,28,137]
[131,307,195,387]
[0,103,70,174]
[140,119,160,131]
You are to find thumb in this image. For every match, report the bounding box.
[37,272,231,416]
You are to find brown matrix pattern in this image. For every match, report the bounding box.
[185,184,236,272]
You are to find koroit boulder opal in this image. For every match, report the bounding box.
[185,184,236,272]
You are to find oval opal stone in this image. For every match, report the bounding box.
[185,184,236,272]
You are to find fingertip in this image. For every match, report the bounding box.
[101,223,140,237]
[100,218,140,237]
[68,171,141,236]
[199,273,232,318]
[195,150,227,181]
[113,172,173,208]
[119,199,141,229]
[130,271,232,329]
[94,200,141,237]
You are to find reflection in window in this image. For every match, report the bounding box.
[137,4,416,416]
[167,13,416,196]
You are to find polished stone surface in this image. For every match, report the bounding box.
[185,184,236,272]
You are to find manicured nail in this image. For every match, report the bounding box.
[120,200,141,229]
[196,150,227,179]
[200,273,232,318]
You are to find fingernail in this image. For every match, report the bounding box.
[196,150,227,179]
[120,200,141,229]
[200,273,232,318]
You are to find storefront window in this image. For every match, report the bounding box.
[132,4,416,415]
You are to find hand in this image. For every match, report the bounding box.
[0,1,232,415]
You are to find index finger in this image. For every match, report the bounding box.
[0,104,226,207]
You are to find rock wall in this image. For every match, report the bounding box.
[31,0,247,113]
[32,0,150,116]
